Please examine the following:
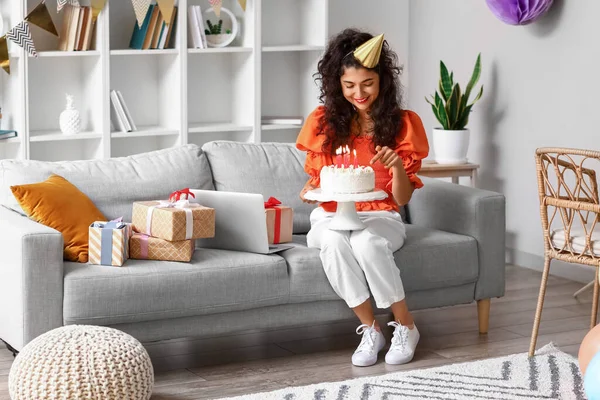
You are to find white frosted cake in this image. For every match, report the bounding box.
[320,165,375,194]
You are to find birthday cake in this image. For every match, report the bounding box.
[320,165,375,194]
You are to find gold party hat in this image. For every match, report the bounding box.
[353,34,384,69]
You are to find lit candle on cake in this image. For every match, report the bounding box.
[344,145,350,167]
[353,149,358,168]
[335,146,342,167]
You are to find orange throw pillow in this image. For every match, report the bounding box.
[10,174,107,262]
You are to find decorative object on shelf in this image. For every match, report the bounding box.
[486,0,554,25]
[157,0,175,25]
[353,33,384,69]
[238,0,247,11]
[59,94,82,136]
[132,0,152,28]
[6,22,37,58]
[209,0,222,17]
[425,53,484,165]
[203,7,238,48]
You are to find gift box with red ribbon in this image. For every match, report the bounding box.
[131,188,216,242]
[264,197,293,244]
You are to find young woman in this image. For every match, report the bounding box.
[296,29,429,367]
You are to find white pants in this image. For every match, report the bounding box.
[306,207,407,309]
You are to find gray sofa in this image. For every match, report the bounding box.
[0,142,506,352]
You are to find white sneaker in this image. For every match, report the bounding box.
[352,321,385,367]
[385,321,420,365]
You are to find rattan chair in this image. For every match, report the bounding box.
[529,148,600,357]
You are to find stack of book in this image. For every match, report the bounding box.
[0,130,17,140]
[262,117,304,126]
[188,5,208,49]
[110,90,137,133]
[130,5,178,50]
[58,5,95,51]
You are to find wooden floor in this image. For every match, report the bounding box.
[0,265,596,400]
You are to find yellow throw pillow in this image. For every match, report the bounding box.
[10,174,107,263]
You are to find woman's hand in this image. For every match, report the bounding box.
[370,146,403,170]
[300,183,319,204]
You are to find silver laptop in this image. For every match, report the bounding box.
[190,190,294,254]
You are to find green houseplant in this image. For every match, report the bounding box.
[425,54,484,164]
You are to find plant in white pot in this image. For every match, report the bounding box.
[203,7,238,48]
[425,54,484,164]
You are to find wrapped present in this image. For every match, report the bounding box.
[88,220,133,267]
[132,199,215,242]
[264,197,293,244]
[129,233,194,262]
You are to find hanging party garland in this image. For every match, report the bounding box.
[0,0,248,75]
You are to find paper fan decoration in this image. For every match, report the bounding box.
[485,0,554,25]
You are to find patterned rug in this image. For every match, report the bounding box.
[219,344,585,400]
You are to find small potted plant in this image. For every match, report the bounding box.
[204,7,238,48]
[425,54,484,164]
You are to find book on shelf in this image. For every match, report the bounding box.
[110,90,136,133]
[262,117,305,125]
[58,5,94,51]
[0,130,17,140]
[130,5,178,50]
[188,5,207,49]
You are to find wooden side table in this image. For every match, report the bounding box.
[418,161,480,187]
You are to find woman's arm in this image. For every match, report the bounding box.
[390,165,414,206]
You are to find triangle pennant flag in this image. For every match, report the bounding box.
[25,1,59,37]
[0,35,10,75]
[57,0,80,12]
[91,0,107,23]
[6,21,37,58]
[209,0,222,17]
[238,0,247,11]
[132,0,152,28]
[57,0,68,12]
[157,0,175,25]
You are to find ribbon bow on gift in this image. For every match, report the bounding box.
[146,199,200,240]
[169,188,196,202]
[264,197,284,244]
[264,197,282,208]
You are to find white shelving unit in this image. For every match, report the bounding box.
[0,0,329,162]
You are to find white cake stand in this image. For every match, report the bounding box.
[304,188,388,231]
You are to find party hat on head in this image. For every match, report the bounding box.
[353,34,384,69]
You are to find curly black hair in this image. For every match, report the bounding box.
[314,28,404,154]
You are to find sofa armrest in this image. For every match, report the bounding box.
[0,206,64,351]
[407,177,506,300]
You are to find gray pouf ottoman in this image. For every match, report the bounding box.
[9,325,154,400]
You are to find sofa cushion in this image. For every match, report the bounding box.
[201,141,317,234]
[11,174,107,263]
[0,145,214,222]
[63,249,289,325]
[281,225,479,303]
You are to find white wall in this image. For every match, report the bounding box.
[329,0,410,96]
[408,0,599,281]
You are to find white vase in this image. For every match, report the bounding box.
[59,94,81,135]
[432,128,470,164]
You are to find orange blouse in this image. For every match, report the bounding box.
[296,106,430,213]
